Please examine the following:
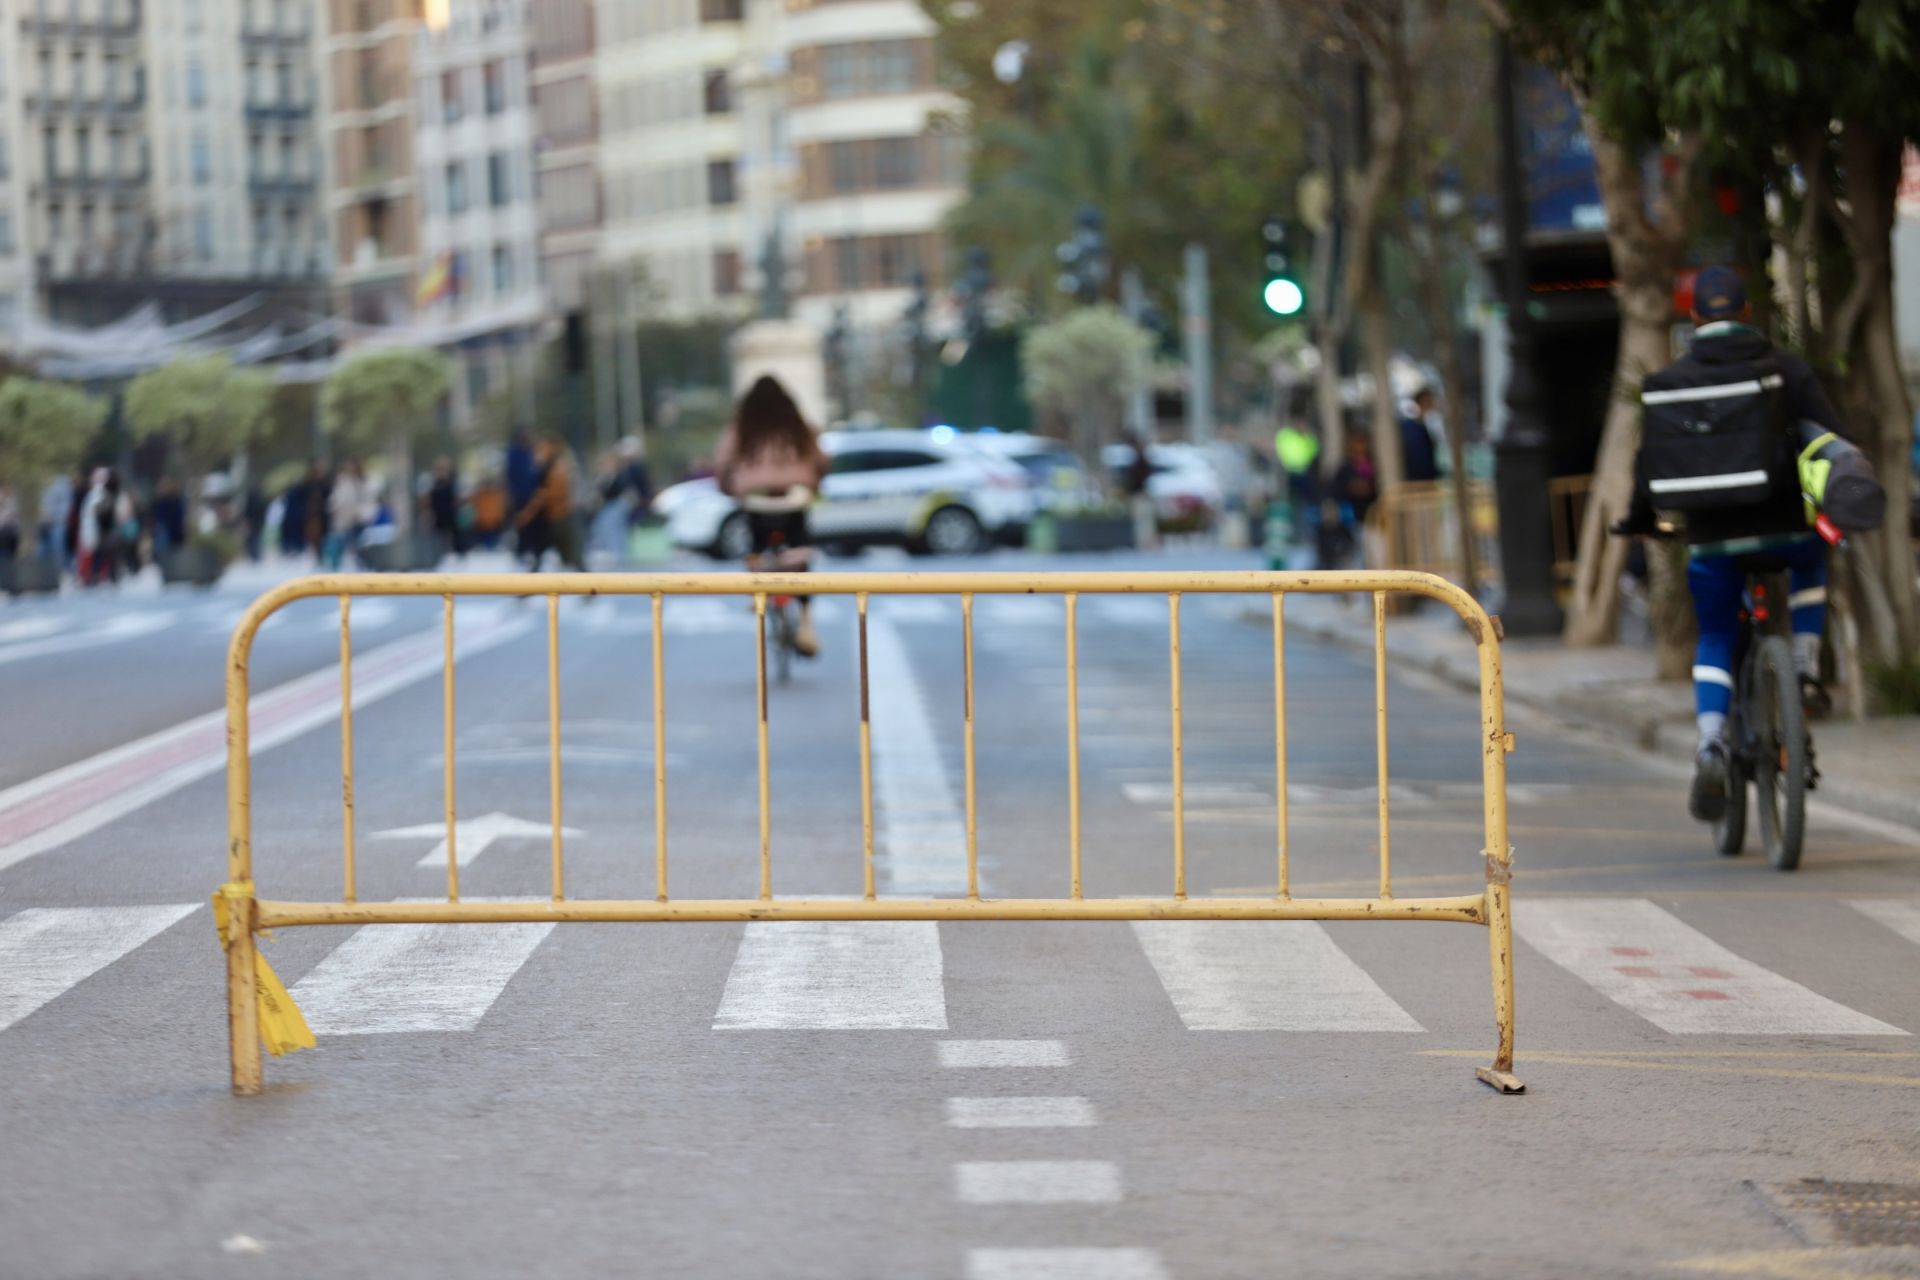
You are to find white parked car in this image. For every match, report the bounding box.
[661,429,1036,559]
[961,433,1096,512]
[1100,442,1226,527]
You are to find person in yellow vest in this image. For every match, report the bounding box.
[1274,419,1319,541]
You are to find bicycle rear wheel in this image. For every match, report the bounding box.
[1749,635,1807,871]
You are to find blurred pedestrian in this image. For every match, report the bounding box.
[279,468,311,557]
[515,437,581,571]
[242,483,268,562]
[1398,388,1441,484]
[1320,432,1378,568]
[150,477,186,560]
[76,468,119,585]
[1275,417,1320,540]
[1120,432,1158,550]
[505,430,537,523]
[325,459,369,569]
[427,456,464,558]
[469,473,508,549]
[39,471,72,569]
[0,484,19,561]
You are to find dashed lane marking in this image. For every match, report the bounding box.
[1133,921,1424,1032]
[944,1097,1099,1129]
[967,1249,1172,1280]
[939,1040,1070,1068]
[0,904,200,1032]
[955,1161,1122,1205]
[1851,900,1920,947]
[1513,899,1906,1035]
[713,921,947,1030]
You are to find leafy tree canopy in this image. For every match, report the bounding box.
[321,347,453,457]
[125,354,275,477]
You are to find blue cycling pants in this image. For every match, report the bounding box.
[1688,539,1826,717]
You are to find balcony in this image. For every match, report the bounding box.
[249,174,317,200]
[20,3,142,42]
[240,23,310,50]
[23,85,146,117]
[34,167,153,198]
[245,99,313,124]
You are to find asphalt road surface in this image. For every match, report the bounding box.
[4,550,1920,1280]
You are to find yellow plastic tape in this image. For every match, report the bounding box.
[213,888,316,1058]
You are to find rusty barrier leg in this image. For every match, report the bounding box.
[221,570,1520,1097]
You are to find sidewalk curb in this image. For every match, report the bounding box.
[1262,607,1920,837]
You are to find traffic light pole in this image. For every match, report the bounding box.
[1182,244,1213,445]
[1491,33,1563,637]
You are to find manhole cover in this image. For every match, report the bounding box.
[1759,1180,1920,1246]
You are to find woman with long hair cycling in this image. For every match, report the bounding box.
[714,375,828,656]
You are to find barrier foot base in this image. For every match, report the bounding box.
[1476,1066,1525,1094]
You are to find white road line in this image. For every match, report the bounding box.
[867,615,972,895]
[0,606,534,875]
[658,598,754,634]
[944,1097,1098,1128]
[0,904,200,1032]
[1850,900,1920,947]
[967,1249,1170,1280]
[871,598,951,625]
[1132,921,1424,1032]
[939,1040,1070,1068]
[291,918,555,1034]
[955,1161,1122,1205]
[1085,598,1166,626]
[978,597,1063,626]
[0,617,71,643]
[0,610,175,666]
[713,921,947,1030]
[1514,899,1907,1036]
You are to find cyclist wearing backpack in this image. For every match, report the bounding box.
[1613,266,1850,825]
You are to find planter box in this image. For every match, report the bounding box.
[0,555,62,596]
[159,545,226,587]
[1051,513,1135,553]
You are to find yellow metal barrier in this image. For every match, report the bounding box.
[219,570,1521,1096]
[1366,480,1502,597]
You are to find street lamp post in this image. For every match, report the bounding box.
[1491,33,1563,637]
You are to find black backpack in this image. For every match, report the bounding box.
[1639,355,1791,511]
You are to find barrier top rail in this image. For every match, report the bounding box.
[219,568,1520,1097]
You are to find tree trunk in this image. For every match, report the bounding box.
[1360,286,1404,490]
[1313,330,1345,490]
[1647,538,1695,681]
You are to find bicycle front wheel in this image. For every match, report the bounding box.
[1749,635,1807,871]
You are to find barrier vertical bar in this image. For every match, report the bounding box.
[962,592,979,901]
[1065,592,1082,900]
[754,592,771,901]
[1374,591,1390,899]
[444,594,459,902]
[1472,595,1522,1093]
[224,609,262,1095]
[339,595,356,903]
[1169,592,1186,900]
[547,594,564,901]
[857,592,875,901]
[1272,592,1289,900]
[652,591,667,903]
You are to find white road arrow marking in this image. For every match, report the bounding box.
[373,812,585,869]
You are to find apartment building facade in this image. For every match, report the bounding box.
[410,0,543,420]
[0,0,330,339]
[592,0,965,334]
[528,0,598,312]
[325,0,421,327]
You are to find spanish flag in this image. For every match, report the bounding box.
[415,251,457,308]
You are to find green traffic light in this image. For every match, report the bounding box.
[1264,277,1305,317]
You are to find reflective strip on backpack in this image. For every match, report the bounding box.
[1641,375,1784,405]
[1649,469,1771,494]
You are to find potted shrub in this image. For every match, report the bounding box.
[321,347,453,569]
[1047,501,1136,552]
[125,355,274,586]
[0,377,107,595]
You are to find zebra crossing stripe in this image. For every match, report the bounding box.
[291,918,555,1034]
[866,615,971,895]
[967,1249,1171,1280]
[1852,900,1920,947]
[0,904,200,1032]
[1132,921,1423,1032]
[1514,899,1906,1035]
[713,921,947,1030]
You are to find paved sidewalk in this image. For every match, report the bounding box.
[1275,593,1920,834]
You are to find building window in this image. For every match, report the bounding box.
[703,70,730,115]
[47,203,63,242]
[186,59,206,108]
[0,137,9,180]
[872,138,917,189]
[484,61,505,115]
[871,43,915,94]
[75,129,91,177]
[713,249,740,296]
[833,237,860,289]
[194,210,214,259]
[43,130,58,179]
[0,215,14,255]
[491,244,512,293]
[828,141,859,193]
[449,250,468,300]
[446,160,467,213]
[706,158,736,207]
[819,41,924,100]
[488,152,510,207]
[442,70,463,123]
[821,46,859,100]
[190,134,211,185]
[699,0,742,21]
